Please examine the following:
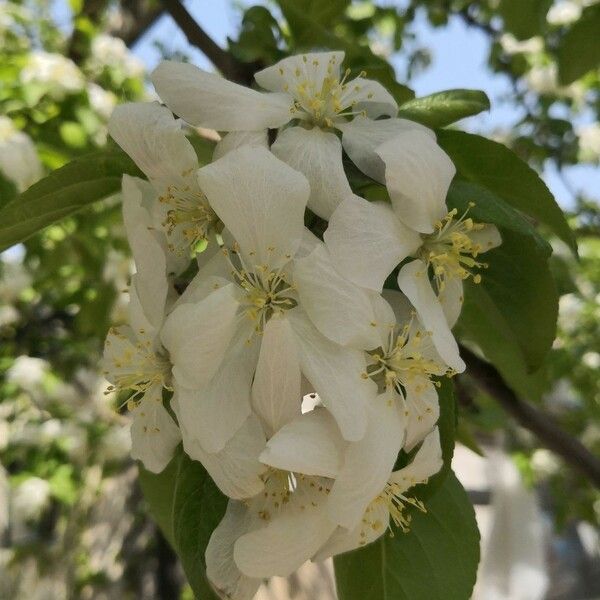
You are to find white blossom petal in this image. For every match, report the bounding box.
[130,387,181,474]
[197,146,309,267]
[108,102,197,185]
[324,196,421,291]
[151,61,293,130]
[160,284,241,389]
[259,408,344,478]
[470,223,502,253]
[397,260,465,373]
[439,276,464,329]
[341,116,434,183]
[213,130,269,160]
[177,410,267,500]
[287,309,376,441]
[293,243,382,350]
[206,501,262,600]
[251,315,302,436]
[271,126,352,219]
[339,77,397,119]
[389,427,443,492]
[402,376,440,452]
[328,393,404,530]
[255,52,345,93]
[376,130,455,233]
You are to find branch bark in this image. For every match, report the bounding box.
[160,0,254,85]
[461,345,600,488]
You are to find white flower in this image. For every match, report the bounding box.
[151,51,403,219]
[102,177,181,473]
[0,116,43,191]
[90,34,144,78]
[206,407,345,597]
[325,135,501,371]
[87,83,117,120]
[500,34,544,55]
[11,477,51,523]
[160,146,381,460]
[109,102,220,268]
[547,1,582,25]
[578,123,600,162]
[6,356,48,390]
[20,51,84,97]
[525,64,559,95]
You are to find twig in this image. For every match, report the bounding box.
[461,345,600,488]
[160,0,254,85]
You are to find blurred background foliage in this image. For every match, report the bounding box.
[0,0,598,598]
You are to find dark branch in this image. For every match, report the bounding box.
[160,0,254,85]
[461,346,600,488]
[112,1,164,48]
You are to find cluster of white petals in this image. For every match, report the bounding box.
[103,51,501,598]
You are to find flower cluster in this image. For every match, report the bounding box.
[103,51,500,598]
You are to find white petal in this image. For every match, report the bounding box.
[470,223,502,253]
[197,146,309,268]
[130,387,181,474]
[397,260,465,373]
[174,330,259,453]
[293,243,382,350]
[439,277,464,329]
[108,102,197,184]
[151,61,292,130]
[389,427,443,492]
[340,77,397,119]
[160,284,240,389]
[324,196,421,291]
[122,177,169,328]
[234,505,334,578]
[402,377,440,452]
[255,51,345,93]
[314,501,390,561]
[377,130,455,234]
[271,126,352,219]
[259,408,344,478]
[213,130,269,161]
[206,501,262,600]
[287,309,376,441]
[178,411,267,500]
[341,116,434,183]
[328,393,404,530]
[251,315,301,436]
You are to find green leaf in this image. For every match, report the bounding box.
[498,0,552,40]
[334,471,480,600]
[0,173,18,210]
[473,230,558,371]
[0,148,143,252]
[557,4,600,84]
[277,0,349,44]
[398,89,490,128]
[437,129,576,253]
[139,446,227,600]
[457,282,550,402]
[446,180,551,257]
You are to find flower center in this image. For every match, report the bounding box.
[159,178,220,256]
[363,320,448,392]
[104,327,171,410]
[418,205,488,292]
[282,55,369,128]
[372,481,426,535]
[223,244,297,334]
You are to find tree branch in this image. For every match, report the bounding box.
[111,1,164,48]
[461,345,600,488]
[160,0,254,85]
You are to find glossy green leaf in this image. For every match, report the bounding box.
[138,446,227,600]
[0,173,17,210]
[475,230,558,371]
[446,180,551,257]
[334,471,480,600]
[0,148,142,252]
[557,4,600,84]
[398,89,490,128]
[277,0,350,45]
[438,130,576,253]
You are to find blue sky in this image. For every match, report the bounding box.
[54,0,599,210]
